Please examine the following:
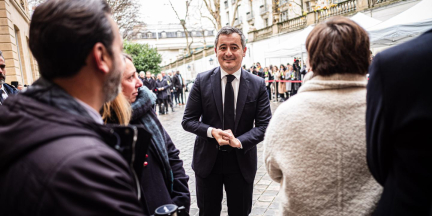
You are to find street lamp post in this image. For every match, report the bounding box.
[209,58,214,65]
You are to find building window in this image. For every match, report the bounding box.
[281,10,288,21]
[224,1,228,9]
[265,18,269,27]
[306,1,312,12]
[226,11,230,24]
[14,26,25,84]
[161,32,167,38]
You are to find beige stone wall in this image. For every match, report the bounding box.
[0,0,38,86]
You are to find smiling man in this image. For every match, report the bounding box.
[182,26,272,216]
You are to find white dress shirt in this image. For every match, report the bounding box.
[207,67,243,148]
[74,98,104,125]
[0,84,8,104]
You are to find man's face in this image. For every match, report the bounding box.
[257,63,261,68]
[168,72,172,76]
[215,33,246,74]
[157,74,162,80]
[139,72,145,78]
[0,57,6,85]
[146,72,151,78]
[161,71,165,77]
[102,17,125,104]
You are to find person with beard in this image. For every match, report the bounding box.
[0,50,18,105]
[0,0,149,215]
[102,55,190,214]
[155,73,169,115]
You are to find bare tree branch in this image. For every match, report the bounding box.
[28,0,144,40]
[203,0,222,30]
[230,0,241,27]
[168,0,194,56]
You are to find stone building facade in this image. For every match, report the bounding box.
[0,0,38,86]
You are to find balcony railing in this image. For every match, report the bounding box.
[278,15,307,34]
[315,0,357,23]
[246,12,254,21]
[260,5,269,15]
[254,26,273,41]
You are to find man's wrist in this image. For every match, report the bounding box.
[207,127,214,138]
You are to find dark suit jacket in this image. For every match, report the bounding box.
[143,78,156,92]
[172,74,184,90]
[182,67,272,183]
[366,29,432,215]
[155,79,169,100]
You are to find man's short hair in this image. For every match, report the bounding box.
[215,26,246,49]
[29,0,114,80]
[306,16,370,76]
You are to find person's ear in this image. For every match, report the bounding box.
[92,42,111,75]
[214,47,218,57]
[243,46,247,57]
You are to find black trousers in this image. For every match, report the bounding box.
[195,150,253,216]
[176,90,184,104]
[157,99,167,114]
[166,95,174,112]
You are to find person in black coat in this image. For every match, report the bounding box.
[103,56,190,215]
[142,71,156,92]
[366,28,432,215]
[155,74,169,115]
[172,71,185,105]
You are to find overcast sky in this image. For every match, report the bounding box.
[139,0,214,28]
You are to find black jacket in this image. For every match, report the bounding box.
[143,77,156,92]
[366,29,432,215]
[172,74,184,90]
[0,83,151,215]
[155,79,169,100]
[129,88,190,213]
[182,67,272,184]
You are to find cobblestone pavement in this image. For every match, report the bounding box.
[157,97,282,216]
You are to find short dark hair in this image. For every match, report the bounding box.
[215,26,246,49]
[29,0,114,80]
[306,16,370,76]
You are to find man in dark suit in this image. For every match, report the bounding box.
[366,28,432,215]
[143,71,156,92]
[172,71,185,105]
[182,26,272,216]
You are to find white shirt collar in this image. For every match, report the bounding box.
[74,98,104,124]
[220,67,242,80]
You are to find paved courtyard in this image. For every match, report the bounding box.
[157,98,282,216]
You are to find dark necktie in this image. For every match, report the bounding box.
[224,75,235,131]
[221,75,235,152]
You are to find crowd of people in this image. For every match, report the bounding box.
[243,59,307,102]
[0,0,431,216]
[138,70,186,115]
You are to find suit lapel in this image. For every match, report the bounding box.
[235,69,249,132]
[211,67,223,123]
